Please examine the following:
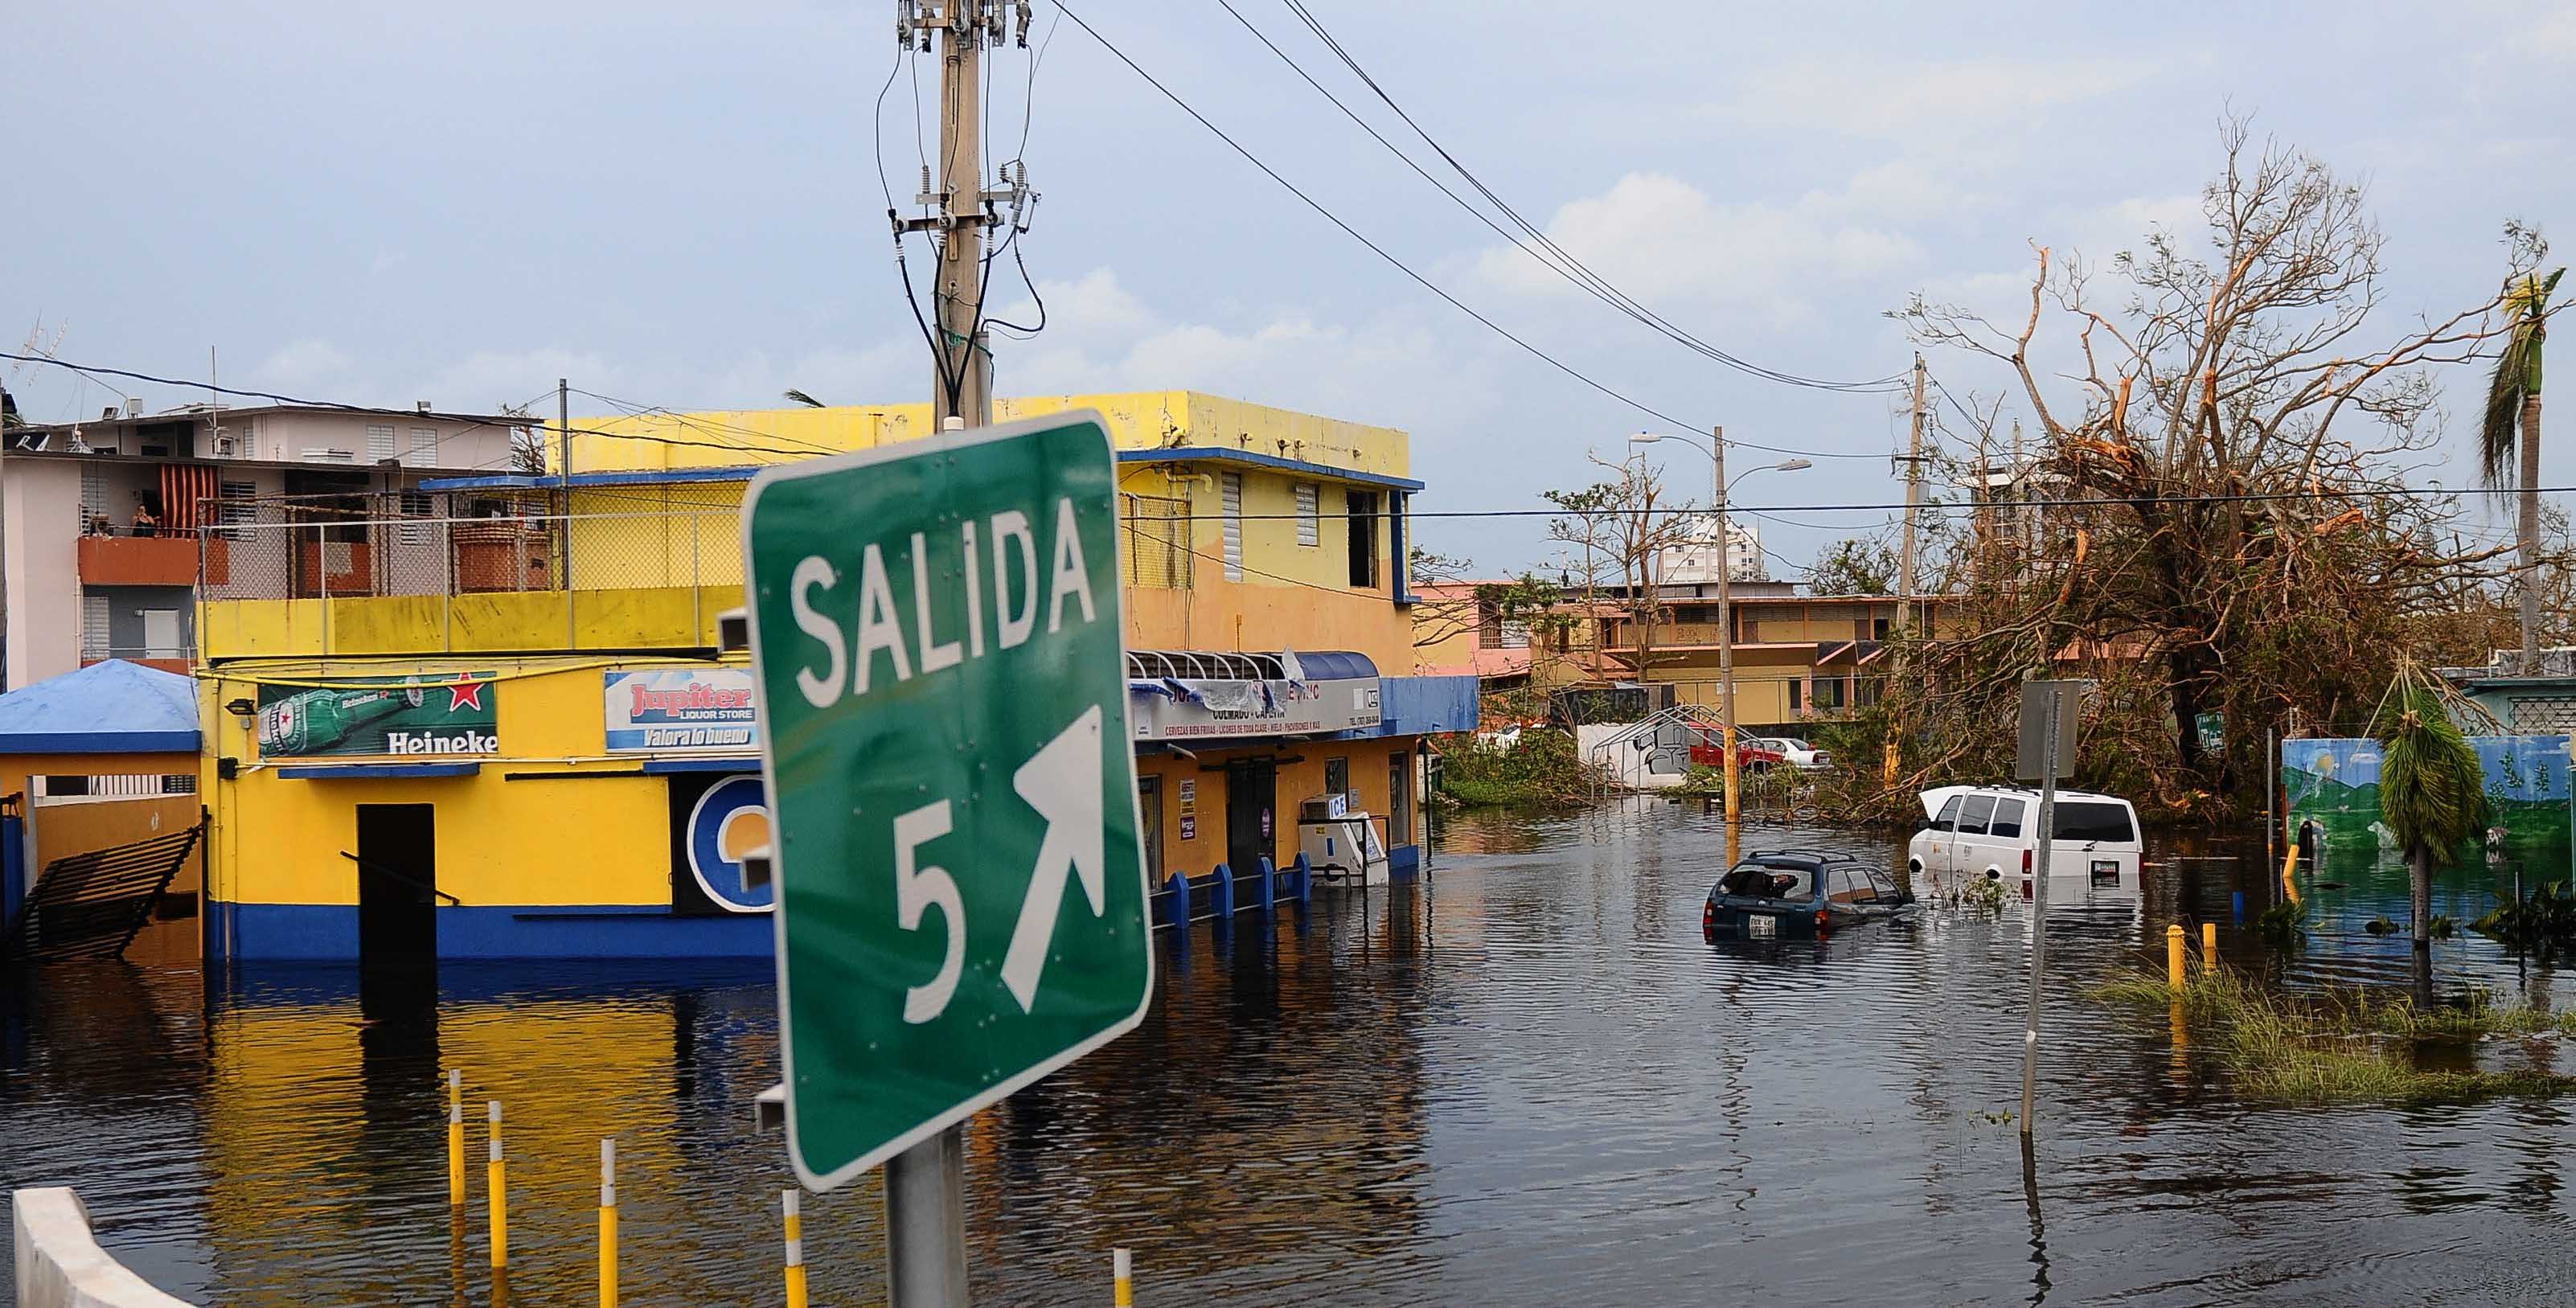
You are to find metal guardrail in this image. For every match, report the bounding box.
[4,819,205,963]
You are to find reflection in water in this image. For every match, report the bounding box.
[7,805,2576,1304]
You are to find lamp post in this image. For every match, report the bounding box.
[1631,429,1810,822]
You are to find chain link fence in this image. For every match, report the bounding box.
[197,496,740,601]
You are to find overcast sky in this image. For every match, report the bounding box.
[10,1,2574,574]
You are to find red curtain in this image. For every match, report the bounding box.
[160,464,216,532]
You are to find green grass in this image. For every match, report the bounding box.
[2093,966,2576,1105]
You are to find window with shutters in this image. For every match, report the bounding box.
[365,424,397,462]
[80,466,109,527]
[218,482,257,539]
[398,490,435,546]
[1294,482,1319,547]
[81,594,110,660]
[1220,473,1245,581]
[407,427,437,468]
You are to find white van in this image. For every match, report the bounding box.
[1906,785,2143,900]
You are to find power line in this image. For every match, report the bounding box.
[1256,0,1905,396]
[1120,481,2570,523]
[0,352,839,463]
[1049,2,1881,462]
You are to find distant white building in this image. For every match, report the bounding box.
[1657,515,1764,584]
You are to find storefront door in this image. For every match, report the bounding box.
[1224,760,1276,875]
[355,803,437,965]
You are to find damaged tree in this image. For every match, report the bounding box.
[1880,120,2537,818]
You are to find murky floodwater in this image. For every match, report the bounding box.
[9,802,2576,1306]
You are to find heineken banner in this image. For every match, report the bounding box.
[256,675,499,758]
[605,668,760,753]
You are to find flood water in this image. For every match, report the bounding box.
[10,802,2576,1306]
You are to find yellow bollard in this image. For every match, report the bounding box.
[2201,921,2218,970]
[488,1101,507,1269]
[781,1190,807,1308]
[599,1138,619,1308]
[1114,1247,1134,1307]
[2279,835,2303,906]
[2165,924,2186,990]
[447,1069,466,1207]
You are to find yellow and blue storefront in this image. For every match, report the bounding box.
[195,389,1475,962]
[199,652,1469,962]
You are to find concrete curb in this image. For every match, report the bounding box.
[11,1188,195,1308]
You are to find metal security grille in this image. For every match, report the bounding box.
[1220,473,1245,581]
[80,595,109,660]
[1119,493,1191,589]
[2508,697,2576,732]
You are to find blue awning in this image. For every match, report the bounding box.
[277,762,482,780]
[0,660,200,755]
[1293,650,1379,680]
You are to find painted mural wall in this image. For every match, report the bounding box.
[2282,735,2574,869]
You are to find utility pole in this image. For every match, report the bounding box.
[884,4,1033,1306]
[1896,352,1927,635]
[1713,426,1740,824]
[558,378,572,594]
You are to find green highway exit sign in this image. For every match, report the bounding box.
[742,410,1151,1191]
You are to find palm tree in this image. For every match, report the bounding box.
[2482,267,2565,673]
[2376,679,2489,954]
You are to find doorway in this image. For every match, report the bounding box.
[1388,751,1413,847]
[355,804,438,966]
[1136,776,1164,887]
[1224,759,1276,875]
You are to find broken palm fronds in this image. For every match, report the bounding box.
[2094,966,2576,1105]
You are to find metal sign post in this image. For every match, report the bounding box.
[2016,679,2086,1136]
[742,411,1152,1304]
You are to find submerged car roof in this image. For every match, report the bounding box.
[1918,785,2135,819]
[1733,849,1857,869]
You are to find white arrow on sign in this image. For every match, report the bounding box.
[1001,704,1107,1012]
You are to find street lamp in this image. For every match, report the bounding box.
[1629,428,1811,823]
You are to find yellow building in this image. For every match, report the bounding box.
[195,392,1475,962]
[1557,584,1942,728]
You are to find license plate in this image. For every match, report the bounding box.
[1749,914,1778,939]
[2090,859,2120,888]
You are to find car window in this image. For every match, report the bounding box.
[1989,798,2026,839]
[1933,794,1963,827]
[1865,868,1901,900]
[1722,863,1813,899]
[2053,801,2138,843]
[1828,868,1876,903]
[1782,739,1811,751]
[1956,794,1996,836]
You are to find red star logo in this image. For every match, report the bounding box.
[445,679,486,711]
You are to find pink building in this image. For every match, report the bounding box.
[1,403,527,687]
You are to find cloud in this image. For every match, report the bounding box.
[252,338,357,394]
[1714,56,2160,140]
[1471,170,1922,311]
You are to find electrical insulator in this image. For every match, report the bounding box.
[1015,0,1033,47]
[895,0,916,50]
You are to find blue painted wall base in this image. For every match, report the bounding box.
[206,902,776,962]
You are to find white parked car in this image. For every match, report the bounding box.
[1906,785,2142,900]
[1764,737,1833,770]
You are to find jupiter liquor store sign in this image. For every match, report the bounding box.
[605,669,760,753]
[256,675,498,758]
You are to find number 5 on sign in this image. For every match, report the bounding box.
[892,800,963,1023]
[744,410,1154,1191]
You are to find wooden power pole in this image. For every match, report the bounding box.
[1896,353,1928,633]
[883,5,1034,1305]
